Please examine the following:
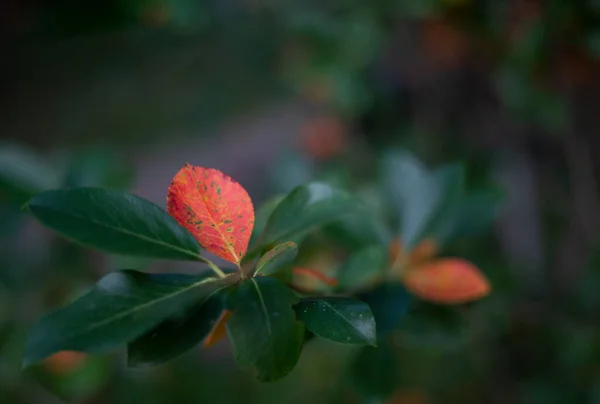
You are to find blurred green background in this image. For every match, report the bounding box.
[3,0,600,403]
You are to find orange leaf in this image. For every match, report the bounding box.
[402,258,490,304]
[167,165,255,265]
[43,351,88,375]
[293,267,338,287]
[203,310,233,349]
[409,238,438,267]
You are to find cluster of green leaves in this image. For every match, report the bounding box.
[23,178,379,382]
[332,150,501,400]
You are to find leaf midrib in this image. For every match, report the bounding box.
[31,203,201,260]
[30,275,234,363]
[320,300,372,344]
[195,191,241,265]
[251,279,272,337]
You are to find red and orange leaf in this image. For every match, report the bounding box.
[167,165,255,265]
[292,267,338,287]
[402,258,490,304]
[203,309,233,349]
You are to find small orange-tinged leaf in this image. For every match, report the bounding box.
[167,165,255,265]
[389,238,438,270]
[409,238,438,267]
[300,115,347,160]
[402,258,490,304]
[203,310,233,349]
[43,351,88,375]
[293,267,338,287]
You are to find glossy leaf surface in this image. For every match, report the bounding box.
[260,182,357,246]
[295,297,376,345]
[127,287,226,367]
[26,188,202,260]
[226,277,304,382]
[24,271,235,366]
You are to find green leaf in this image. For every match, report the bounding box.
[127,290,225,367]
[254,242,298,277]
[248,195,284,250]
[358,282,410,340]
[294,297,376,345]
[26,188,202,260]
[382,150,437,248]
[336,245,388,291]
[226,277,304,382]
[260,182,358,246]
[382,150,467,248]
[23,271,236,366]
[418,163,466,239]
[351,339,399,400]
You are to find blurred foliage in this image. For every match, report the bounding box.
[3,0,600,402]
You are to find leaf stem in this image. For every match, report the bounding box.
[198,256,226,278]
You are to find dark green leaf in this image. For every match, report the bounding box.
[254,242,298,277]
[351,339,398,400]
[417,163,466,241]
[358,282,410,340]
[24,271,236,366]
[260,182,358,246]
[226,276,304,382]
[248,195,284,250]
[336,245,388,291]
[295,297,376,345]
[26,188,202,260]
[127,291,225,368]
